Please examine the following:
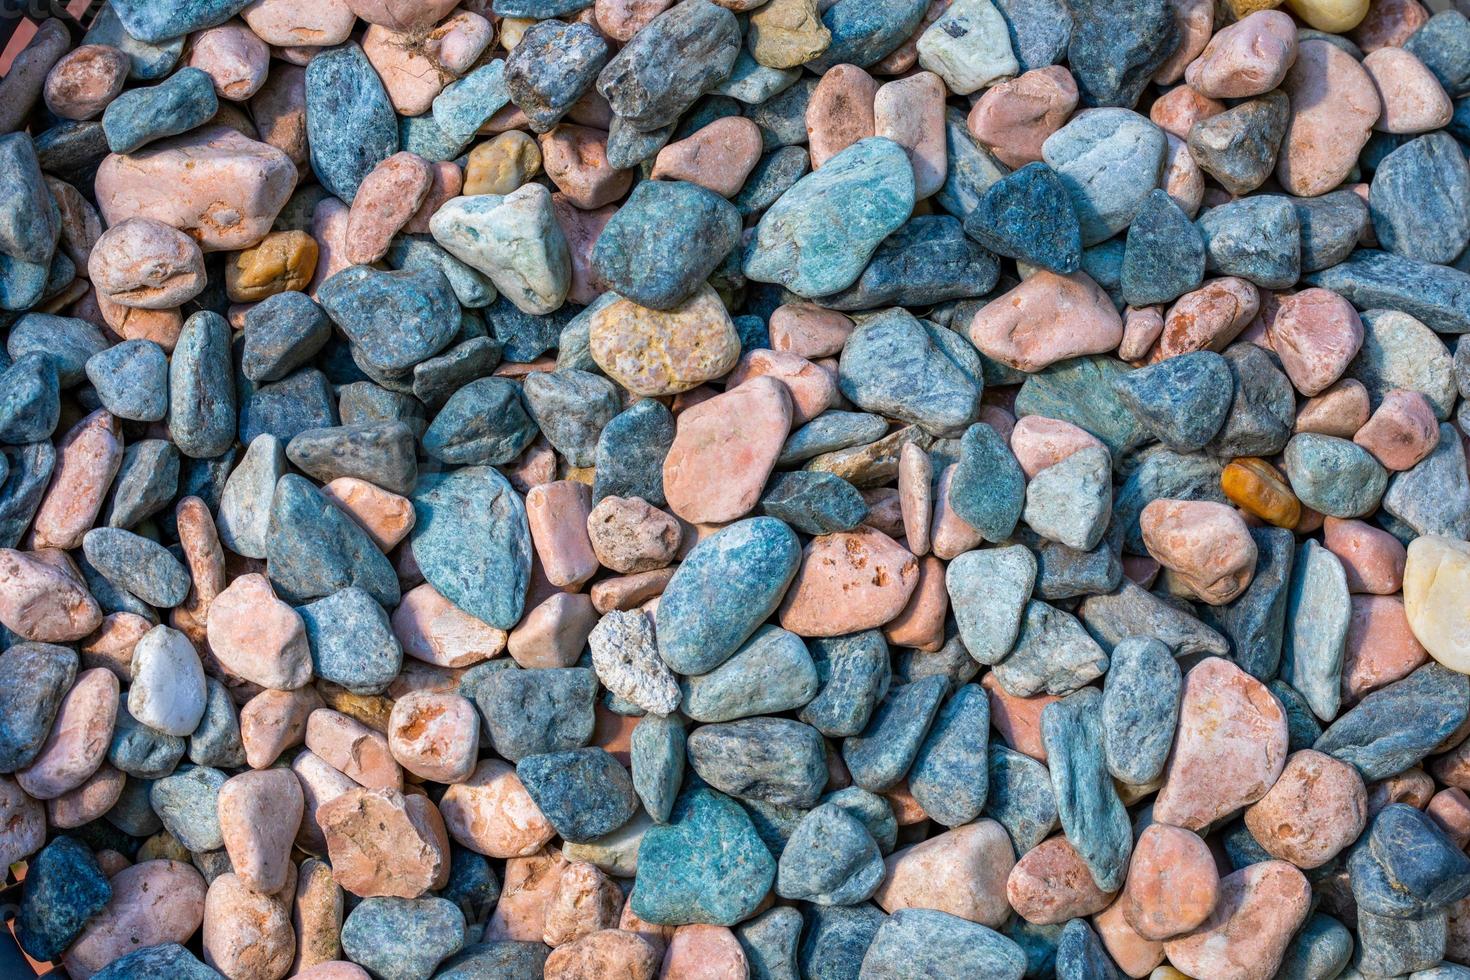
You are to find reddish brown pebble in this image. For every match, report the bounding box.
[1093,895,1166,977]
[662,376,793,524]
[344,152,434,265]
[651,117,763,197]
[44,44,127,121]
[969,271,1123,373]
[305,708,402,790]
[318,787,451,898]
[659,924,748,979]
[539,125,632,210]
[807,64,878,169]
[543,860,624,946]
[1121,824,1219,941]
[16,667,117,800]
[202,871,296,979]
[1157,278,1260,360]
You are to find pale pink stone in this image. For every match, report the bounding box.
[1352,387,1439,470]
[172,496,227,645]
[1154,657,1289,831]
[308,197,352,296]
[1296,377,1371,437]
[965,66,1078,169]
[202,871,296,979]
[725,349,837,426]
[769,303,854,359]
[295,963,369,980]
[970,271,1123,372]
[1007,835,1115,925]
[1352,0,1430,51]
[544,860,624,947]
[43,44,127,121]
[539,125,632,210]
[64,861,208,980]
[651,117,763,198]
[345,151,434,265]
[16,668,117,800]
[1155,0,1215,84]
[663,376,793,524]
[405,162,463,235]
[1244,749,1367,869]
[883,554,948,651]
[929,464,984,560]
[1156,277,1260,360]
[1277,39,1383,198]
[0,775,45,868]
[1364,46,1453,133]
[898,442,932,556]
[28,409,123,551]
[778,527,920,637]
[1341,593,1428,703]
[807,64,878,169]
[1162,133,1206,217]
[1148,84,1226,140]
[320,477,416,551]
[0,548,102,642]
[596,0,673,40]
[387,690,479,783]
[1162,862,1311,980]
[1139,499,1257,605]
[1120,824,1220,941]
[305,709,403,790]
[362,24,446,117]
[551,194,614,306]
[188,22,270,101]
[1185,10,1298,98]
[527,480,599,591]
[873,71,947,199]
[392,582,508,668]
[508,592,599,668]
[1094,896,1166,978]
[1119,306,1166,362]
[207,572,312,690]
[240,687,322,769]
[319,787,451,898]
[874,820,1015,927]
[1322,516,1407,594]
[488,847,571,941]
[346,0,459,31]
[659,925,748,979]
[1267,288,1364,396]
[428,11,494,74]
[242,0,355,46]
[546,928,660,980]
[1009,416,1105,479]
[1375,765,1438,810]
[441,758,556,858]
[587,496,681,574]
[591,567,677,614]
[292,750,358,856]
[89,216,206,309]
[96,126,295,252]
[48,763,124,829]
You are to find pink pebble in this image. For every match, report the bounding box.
[28,409,123,552]
[1009,415,1105,479]
[807,64,878,169]
[663,377,793,525]
[539,125,632,210]
[306,709,403,790]
[202,872,295,979]
[1243,749,1367,868]
[969,271,1123,372]
[392,582,508,668]
[16,667,117,800]
[1148,84,1226,140]
[508,592,599,668]
[319,787,451,898]
[1364,46,1453,133]
[188,21,271,101]
[768,303,854,359]
[1353,0,1430,51]
[883,554,949,651]
[387,690,480,784]
[1341,594,1428,703]
[778,527,920,637]
[966,66,1078,170]
[1322,516,1407,594]
[64,860,207,980]
[48,763,125,830]
[1122,823,1218,941]
[1139,500,1257,605]
[1352,387,1439,470]
[544,860,624,947]
[929,464,983,560]
[873,71,948,199]
[1185,10,1298,99]
[1007,835,1115,925]
[344,151,434,265]
[442,758,557,859]
[651,116,764,197]
[362,24,446,116]
[1153,0,1214,85]
[1268,288,1364,396]
[527,480,600,591]
[982,672,1059,762]
[725,349,838,426]
[1118,305,1166,362]
[898,443,932,556]
[1295,378,1372,438]
[875,820,1015,927]
[206,572,312,690]
[1162,862,1311,980]
[659,924,748,979]
[1429,787,1470,849]
[0,547,102,643]
[44,43,127,121]
[1277,39,1383,198]
[488,847,570,941]
[1157,277,1260,360]
[241,0,356,47]
[404,161,463,236]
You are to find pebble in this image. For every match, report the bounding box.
[1161,861,1311,980]
[1277,39,1382,197]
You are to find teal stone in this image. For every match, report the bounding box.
[1113,350,1233,452]
[1028,530,1123,603]
[241,291,331,384]
[741,798,809,855]
[108,0,250,42]
[437,942,547,979]
[1014,356,1150,458]
[656,517,801,675]
[1355,907,1446,978]
[83,5,183,80]
[994,600,1109,697]
[81,527,190,608]
[469,666,596,762]
[1100,637,1180,786]
[1122,188,1206,305]
[398,113,464,163]
[606,115,673,168]
[800,903,885,980]
[1198,194,1301,289]
[837,308,983,438]
[1042,687,1131,891]
[108,705,184,779]
[0,352,59,444]
[9,314,108,388]
[521,369,618,468]
[591,180,742,310]
[1384,423,1470,538]
[1198,526,1294,680]
[824,786,898,855]
[410,336,503,407]
[949,422,1025,544]
[1305,249,1470,335]
[1282,540,1351,722]
[1021,445,1112,552]
[516,747,638,843]
[266,473,400,607]
[0,254,48,312]
[340,896,466,980]
[149,766,226,852]
[820,215,1001,310]
[1041,109,1165,245]
[631,712,685,823]
[1114,447,1226,553]
[778,412,892,467]
[776,802,884,906]
[938,107,1010,220]
[1315,663,1470,780]
[963,162,1081,274]
[0,642,76,771]
[15,836,111,962]
[433,61,510,145]
[947,545,1036,665]
[861,909,1027,980]
[736,146,810,218]
[423,377,537,466]
[104,440,177,530]
[595,0,742,131]
[91,944,219,979]
[1369,132,1470,265]
[168,312,236,459]
[909,683,989,827]
[105,774,164,835]
[808,0,929,70]
[758,471,868,535]
[238,368,339,446]
[101,67,217,154]
[318,265,459,375]
[389,237,498,310]
[715,49,799,104]
[299,587,402,695]
[0,442,53,549]
[680,625,819,723]
[842,675,947,793]
[895,630,980,691]
[631,787,777,926]
[737,906,802,980]
[306,43,399,202]
[798,630,892,738]
[1349,309,1457,420]
[593,398,675,505]
[411,466,531,630]
[0,134,59,265]
[743,137,916,298]
[1283,433,1388,519]
[687,717,828,807]
[86,340,168,422]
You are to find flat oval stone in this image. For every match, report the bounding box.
[62,860,208,979]
[1282,432,1388,519]
[1122,824,1218,941]
[1101,637,1181,786]
[662,377,793,525]
[411,466,530,631]
[268,473,400,608]
[1277,39,1382,197]
[1370,131,1470,265]
[305,43,399,202]
[687,717,827,808]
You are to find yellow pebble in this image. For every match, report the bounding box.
[1221,457,1302,529]
[498,17,536,50]
[1226,0,1285,16]
[1286,0,1369,32]
[138,829,191,863]
[316,681,394,734]
[465,131,543,196]
[225,230,317,303]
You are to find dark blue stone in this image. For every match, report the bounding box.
[949,422,1025,543]
[150,766,226,852]
[909,683,989,828]
[1113,350,1232,453]
[995,0,1072,73]
[1209,343,1296,458]
[822,214,1000,310]
[1293,190,1370,273]
[1283,432,1387,519]
[411,466,531,630]
[411,336,503,407]
[1349,803,1470,918]
[436,942,548,980]
[1315,663,1470,780]
[1198,525,1295,681]
[1405,10,1470,97]
[8,314,107,387]
[319,265,458,375]
[517,746,638,843]
[108,0,251,42]
[108,706,185,779]
[838,309,982,438]
[0,133,59,265]
[1355,907,1447,977]
[238,368,339,445]
[631,712,685,823]
[1198,195,1300,289]
[799,630,892,738]
[986,744,1059,854]
[843,675,947,793]
[1065,0,1178,108]
[423,377,537,466]
[168,311,236,459]
[0,442,51,549]
[433,61,511,146]
[266,472,400,607]
[188,678,244,769]
[469,666,596,762]
[1122,188,1205,306]
[964,163,1080,275]
[757,471,867,535]
[776,802,883,905]
[736,146,810,218]
[1370,132,1470,264]
[505,20,608,133]
[87,340,168,423]
[0,642,76,772]
[0,352,59,443]
[593,398,675,506]
[305,43,399,202]
[1053,918,1119,980]
[285,421,417,496]
[81,527,191,608]
[1114,447,1225,553]
[799,904,885,980]
[241,290,330,384]
[16,837,111,961]
[861,908,1027,980]
[1305,248,1470,334]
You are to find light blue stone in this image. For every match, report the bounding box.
[1282,540,1351,722]
[1042,687,1131,892]
[411,466,531,630]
